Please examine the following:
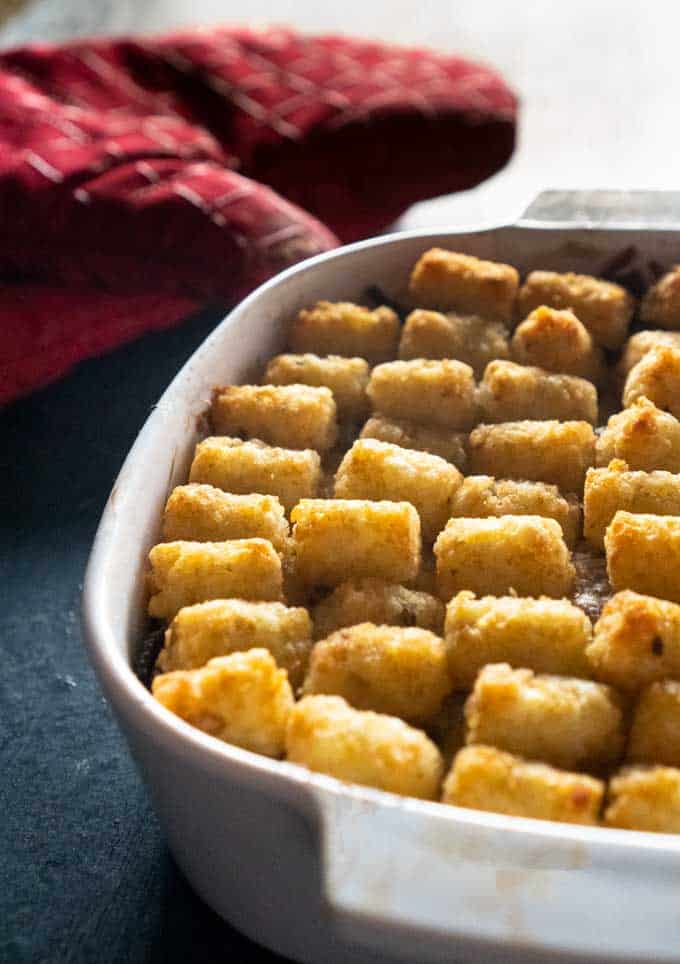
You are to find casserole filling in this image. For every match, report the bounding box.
[143,249,680,832]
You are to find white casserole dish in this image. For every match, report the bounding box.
[82,191,680,964]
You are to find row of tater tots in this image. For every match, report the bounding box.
[145,248,680,833]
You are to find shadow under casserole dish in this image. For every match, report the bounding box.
[143,249,680,834]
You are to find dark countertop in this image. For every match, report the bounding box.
[1,311,287,963]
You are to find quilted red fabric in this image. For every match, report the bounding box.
[0,26,517,405]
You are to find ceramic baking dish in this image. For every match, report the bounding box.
[82,191,680,964]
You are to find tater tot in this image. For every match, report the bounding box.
[152,649,294,756]
[448,475,581,547]
[285,695,443,799]
[517,270,634,349]
[157,599,312,688]
[289,301,400,364]
[511,306,604,382]
[162,484,289,552]
[360,414,467,469]
[399,309,510,376]
[263,353,369,421]
[605,511,680,602]
[367,359,477,430]
[147,539,283,621]
[468,420,595,493]
[334,438,462,543]
[477,360,598,425]
[445,592,592,685]
[434,515,575,601]
[409,249,519,322]
[604,765,680,833]
[442,745,604,825]
[465,663,624,771]
[596,398,680,472]
[303,622,452,723]
[312,578,444,639]
[628,681,680,767]
[587,590,680,692]
[618,331,680,379]
[640,265,680,329]
[291,498,420,586]
[584,462,680,549]
[623,346,680,419]
[189,436,321,513]
[211,384,338,452]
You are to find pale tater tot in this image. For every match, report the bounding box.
[445,592,592,686]
[291,498,420,587]
[289,301,400,364]
[465,663,624,771]
[367,359,477,430]
[640,265,680,329]
[147,539,282,621]
[587,590,680,692]
[477,360,598,425]
[517,270,634,349]
[285,695,443,799]
[605,511,680,603]
[334,438,462,543]
[628,681,680,767]
[468,420,595,493]
[596,398,680,472]
[584,462,680,549]
[263,353,369,421]
[157,599,312,688]
[189,436,321,513]
[211,384,338,452]
[511,306,604,382]
[434,515,575,601]
[152,649,294,757]
[409,249,519,322]
[623,346,680,419]
[312,578,444,639]
[604,765,680,833]
[618,331,680,379]
[360,414,467,469]
[442,745,604,825]
[399,309,510,376]
[162,484,289,552]
[303,622,452,723]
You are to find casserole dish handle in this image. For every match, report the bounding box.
[314,785,680,962]
[517,188,680,228]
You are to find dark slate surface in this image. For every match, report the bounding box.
[0,310,288,964]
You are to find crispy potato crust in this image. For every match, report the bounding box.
[477,360,598,425]
[628,681,680,767]
[312,578,444,639]
[152,649,294,756]
[511,305,604,382]
[605,511,680,602]
[147,539,283,620]
[618,331,680,378]
[399,309,510,376]
[465,663,625,771]
[604,765,680,832]
[587,590,680,692]
[443,745,604,824]
[640,266,680,330]
[360,414,467,469]
[212,383,338,452]
[285,694,443,799]
[623,346,680,419]
[468,420,595,493]
[291,498,421,586]
[409,249,519,322]
[445,591,592,685]
[303,622,452,723]
[596,397,680,472]
[158,599,312,688]
[434,515,575,601]
[584,461,680,549]
[264,353,369,421]
[517,270,633,349]
[289,301,400,364]
[367,359,477,430]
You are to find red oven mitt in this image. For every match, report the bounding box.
[0,26,517,405]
